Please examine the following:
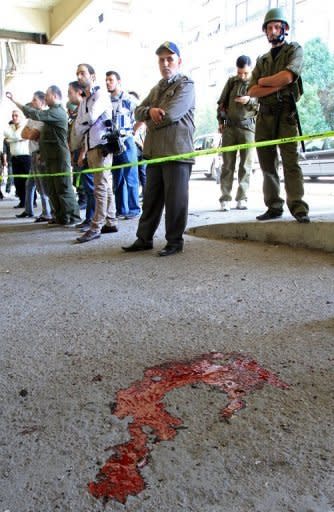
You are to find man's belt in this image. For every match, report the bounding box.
[226,118,255,129]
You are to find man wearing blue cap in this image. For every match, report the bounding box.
[122,41,195,256]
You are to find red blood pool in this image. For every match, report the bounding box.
[88,351,289,504]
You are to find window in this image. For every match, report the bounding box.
[194,137,205,150]
[208,17,221,37]
[231,0,265,26]
[208,60,221,87]
[235,0,247,25]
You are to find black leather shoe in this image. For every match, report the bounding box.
[295,213,310,223]
[16,211,34,218]
[101,224,119,234]
[122,239,153,252]
[34,216,51,223]
[158,245,183,257]
[256,209,282,221]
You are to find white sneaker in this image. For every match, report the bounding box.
[236,199,248,210]
[220,201,231,212]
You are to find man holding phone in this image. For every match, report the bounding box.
[217,55,258,211]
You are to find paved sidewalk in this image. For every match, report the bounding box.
[186,173,334,252]
[0,191,333,512]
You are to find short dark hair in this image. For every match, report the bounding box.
[48,85,62,99]
[106,70,121,81]
[77,63,95,75]
[33,90,46,102]
[236,55,252,68]
[68,80,85,93]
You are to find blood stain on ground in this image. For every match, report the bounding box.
[88,351,289,504]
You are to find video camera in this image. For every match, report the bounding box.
[101,120,126,157]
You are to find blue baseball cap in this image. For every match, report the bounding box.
[155,41,180,57]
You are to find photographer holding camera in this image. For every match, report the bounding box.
[106,71,140,219]
[74,63,118,243]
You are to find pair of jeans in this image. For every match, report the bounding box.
[25,152,51,217]
[112,136,140,217]
[81,171,95,223]
[137,145,147,195]
[24,171,36,216]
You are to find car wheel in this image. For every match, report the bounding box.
[205,160,216,180]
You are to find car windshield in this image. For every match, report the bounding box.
[305,139,324,151]
[304,138,334,152]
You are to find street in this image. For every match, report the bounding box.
[189,170,334,217]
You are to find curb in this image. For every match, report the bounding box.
[187,219,334,253]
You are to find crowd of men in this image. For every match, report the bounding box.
[1,7,310,258]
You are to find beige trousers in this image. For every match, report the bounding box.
[87,147,117,231]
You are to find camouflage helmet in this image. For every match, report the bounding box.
[262,7,290,31]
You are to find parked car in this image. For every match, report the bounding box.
[299,137,334,180]
[192,133,222,182]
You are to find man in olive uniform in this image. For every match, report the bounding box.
[217,55,258,211]
[6,86,81,226]
[248,8,310,223]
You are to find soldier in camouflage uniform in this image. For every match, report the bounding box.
[248,7,310,223]
[217,55,258,211]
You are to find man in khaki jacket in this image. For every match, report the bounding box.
[122,41,195,257]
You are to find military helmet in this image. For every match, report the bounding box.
[262,7,289,30]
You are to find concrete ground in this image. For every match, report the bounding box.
[0,176,333,512]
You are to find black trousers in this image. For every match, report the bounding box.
[137,161,192,246]
[12,155,31,206]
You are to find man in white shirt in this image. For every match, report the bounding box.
[75,63,118,243]
[4,110,31,208]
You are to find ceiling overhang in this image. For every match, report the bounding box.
[0,0,94,44]
[48,0,94,43]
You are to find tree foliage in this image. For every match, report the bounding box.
[298,83,329,134]
[302,38,334,90]
[194,103,217,136]
[194,38,334,136]
[301,38,334,131]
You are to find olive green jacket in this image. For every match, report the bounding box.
[135,73,195,163]
[217,76,258,124]
[22,103,70,166]
[248,41,303,107]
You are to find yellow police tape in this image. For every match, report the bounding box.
[1,130,334,181]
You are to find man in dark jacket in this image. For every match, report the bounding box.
[6,86,81,226]
[122,41,195,256]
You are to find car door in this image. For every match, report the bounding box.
[299,139,322,178]
[318,138,334,177]
[193,135,215,174]
[192,136,205,173]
